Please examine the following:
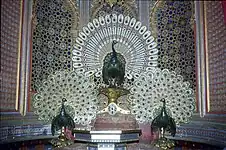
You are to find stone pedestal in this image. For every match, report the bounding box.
[93,113,139,130]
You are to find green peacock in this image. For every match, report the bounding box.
[51,98,75,136]
[151,98,176,138]
[102,40,126,87]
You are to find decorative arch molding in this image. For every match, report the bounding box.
[31,0,79,91]
[149,1,196,91]
[90,0,138,21]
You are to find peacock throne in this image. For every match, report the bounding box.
[32,13,196,149]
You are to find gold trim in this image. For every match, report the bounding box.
[149,0,162,39]
[150,0,160,18]
[64,0,80,41]
[99,87,129,104]
[15,0,24,111]
[68,0,78,12]
[203,1,210,112]
[32,0,38,31]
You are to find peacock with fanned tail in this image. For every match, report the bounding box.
[151,98,176,138]
[51,98,75,136]
[72,14,158,82]
[102,40,126,87]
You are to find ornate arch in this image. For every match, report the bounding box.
[32,0,79,91]
[149,1,196,90]
[90,0,138,20]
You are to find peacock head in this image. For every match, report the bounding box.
[112,40,118,46]
[160,98,166,106]
[62,98,67,103]
[61,98,67,114]
[111,40,118,63]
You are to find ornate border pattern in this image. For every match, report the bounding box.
[204,1,226,113]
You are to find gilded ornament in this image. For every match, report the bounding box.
[153,137,175,150]
[99,87,129,104]
[98,87,130,115]
[50,127,74,148]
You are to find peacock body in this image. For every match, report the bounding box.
[102,40,125,87]
[51,98,75,136]
[151,98,176,137]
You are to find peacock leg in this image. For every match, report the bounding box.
[163,128,165,138]
[160,127,165,138]
[59,126,66,141]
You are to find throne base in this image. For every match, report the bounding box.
[73,130,141,150]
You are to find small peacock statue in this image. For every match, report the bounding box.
[102,40,126,87]
[51,98,75,136]
[151,98,176,137]
[151,98,176,149]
